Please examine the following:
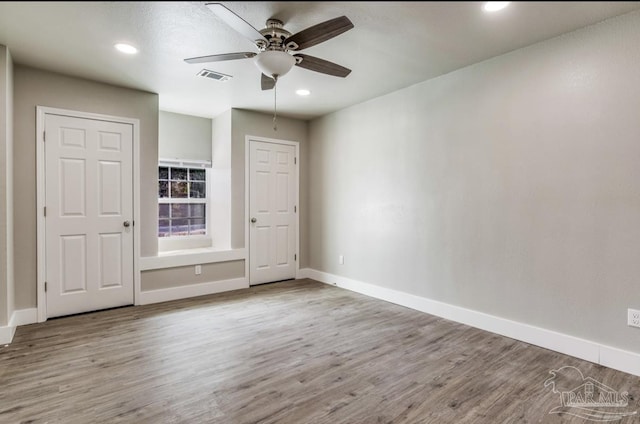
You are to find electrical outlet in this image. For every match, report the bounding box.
[195,265,202,275]
[339,255,344,265]
[628,308,640,328]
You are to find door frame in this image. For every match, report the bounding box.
[36,106,141,322]
[244,135,300,285]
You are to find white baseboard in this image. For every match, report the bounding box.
[0,325,16,345]
[299,268,640,378]
[599,345,640,378]
[0,308,39,345]
[139,278,249,305]
[10,308,38,327]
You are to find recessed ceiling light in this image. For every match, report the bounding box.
[114,43,138,54]
[296,89,311,96]
[483,2,510,12]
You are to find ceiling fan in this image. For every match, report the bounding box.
[184,2,354,90]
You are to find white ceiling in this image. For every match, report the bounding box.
[1,1,639,120]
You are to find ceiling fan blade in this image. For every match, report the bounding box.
[284,16,354,51]
[205,3,267,43]
[184,52,257,64]
[261,73,275,91]
[294,54,351,77]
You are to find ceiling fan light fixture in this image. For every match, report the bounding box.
[254,51,296,78]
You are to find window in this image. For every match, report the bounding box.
[158,164,207,238]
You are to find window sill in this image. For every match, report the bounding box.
[140,248,246,271]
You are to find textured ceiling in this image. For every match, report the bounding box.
[1,1,639,120]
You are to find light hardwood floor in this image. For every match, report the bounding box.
[1,279,639,423]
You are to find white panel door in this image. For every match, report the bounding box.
[249,140,297,285]
[45,113,134,318]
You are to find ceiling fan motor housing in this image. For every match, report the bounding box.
[258,19,292,51]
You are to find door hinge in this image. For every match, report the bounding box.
[294,157,297,165]
[44,282,47,292]
[43,131,46,142]
[294,254,297,261]
[44,206,47,217]
[294,205,297,213]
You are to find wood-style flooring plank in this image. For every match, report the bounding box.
[0,279,638,423]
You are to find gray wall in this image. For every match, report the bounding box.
[230,109,309,267]
[141,260,245,291]
[308,11,640,353]
[13,66,159,309]
[144,108,309,288]
[159,110,212,161]
[211,110,232,250]
[160,108,309,269]
[0,46,13,325]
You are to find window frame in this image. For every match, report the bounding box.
[157,159,212,251]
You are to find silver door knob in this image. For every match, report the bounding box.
[123,221,131,228]
[250,217,257,223]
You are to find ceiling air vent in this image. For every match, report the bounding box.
[197,69,232,82]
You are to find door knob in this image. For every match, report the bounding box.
[123,221,131,228]
[251,217,257,223]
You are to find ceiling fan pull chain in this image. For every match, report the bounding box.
[273,76,278,131]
